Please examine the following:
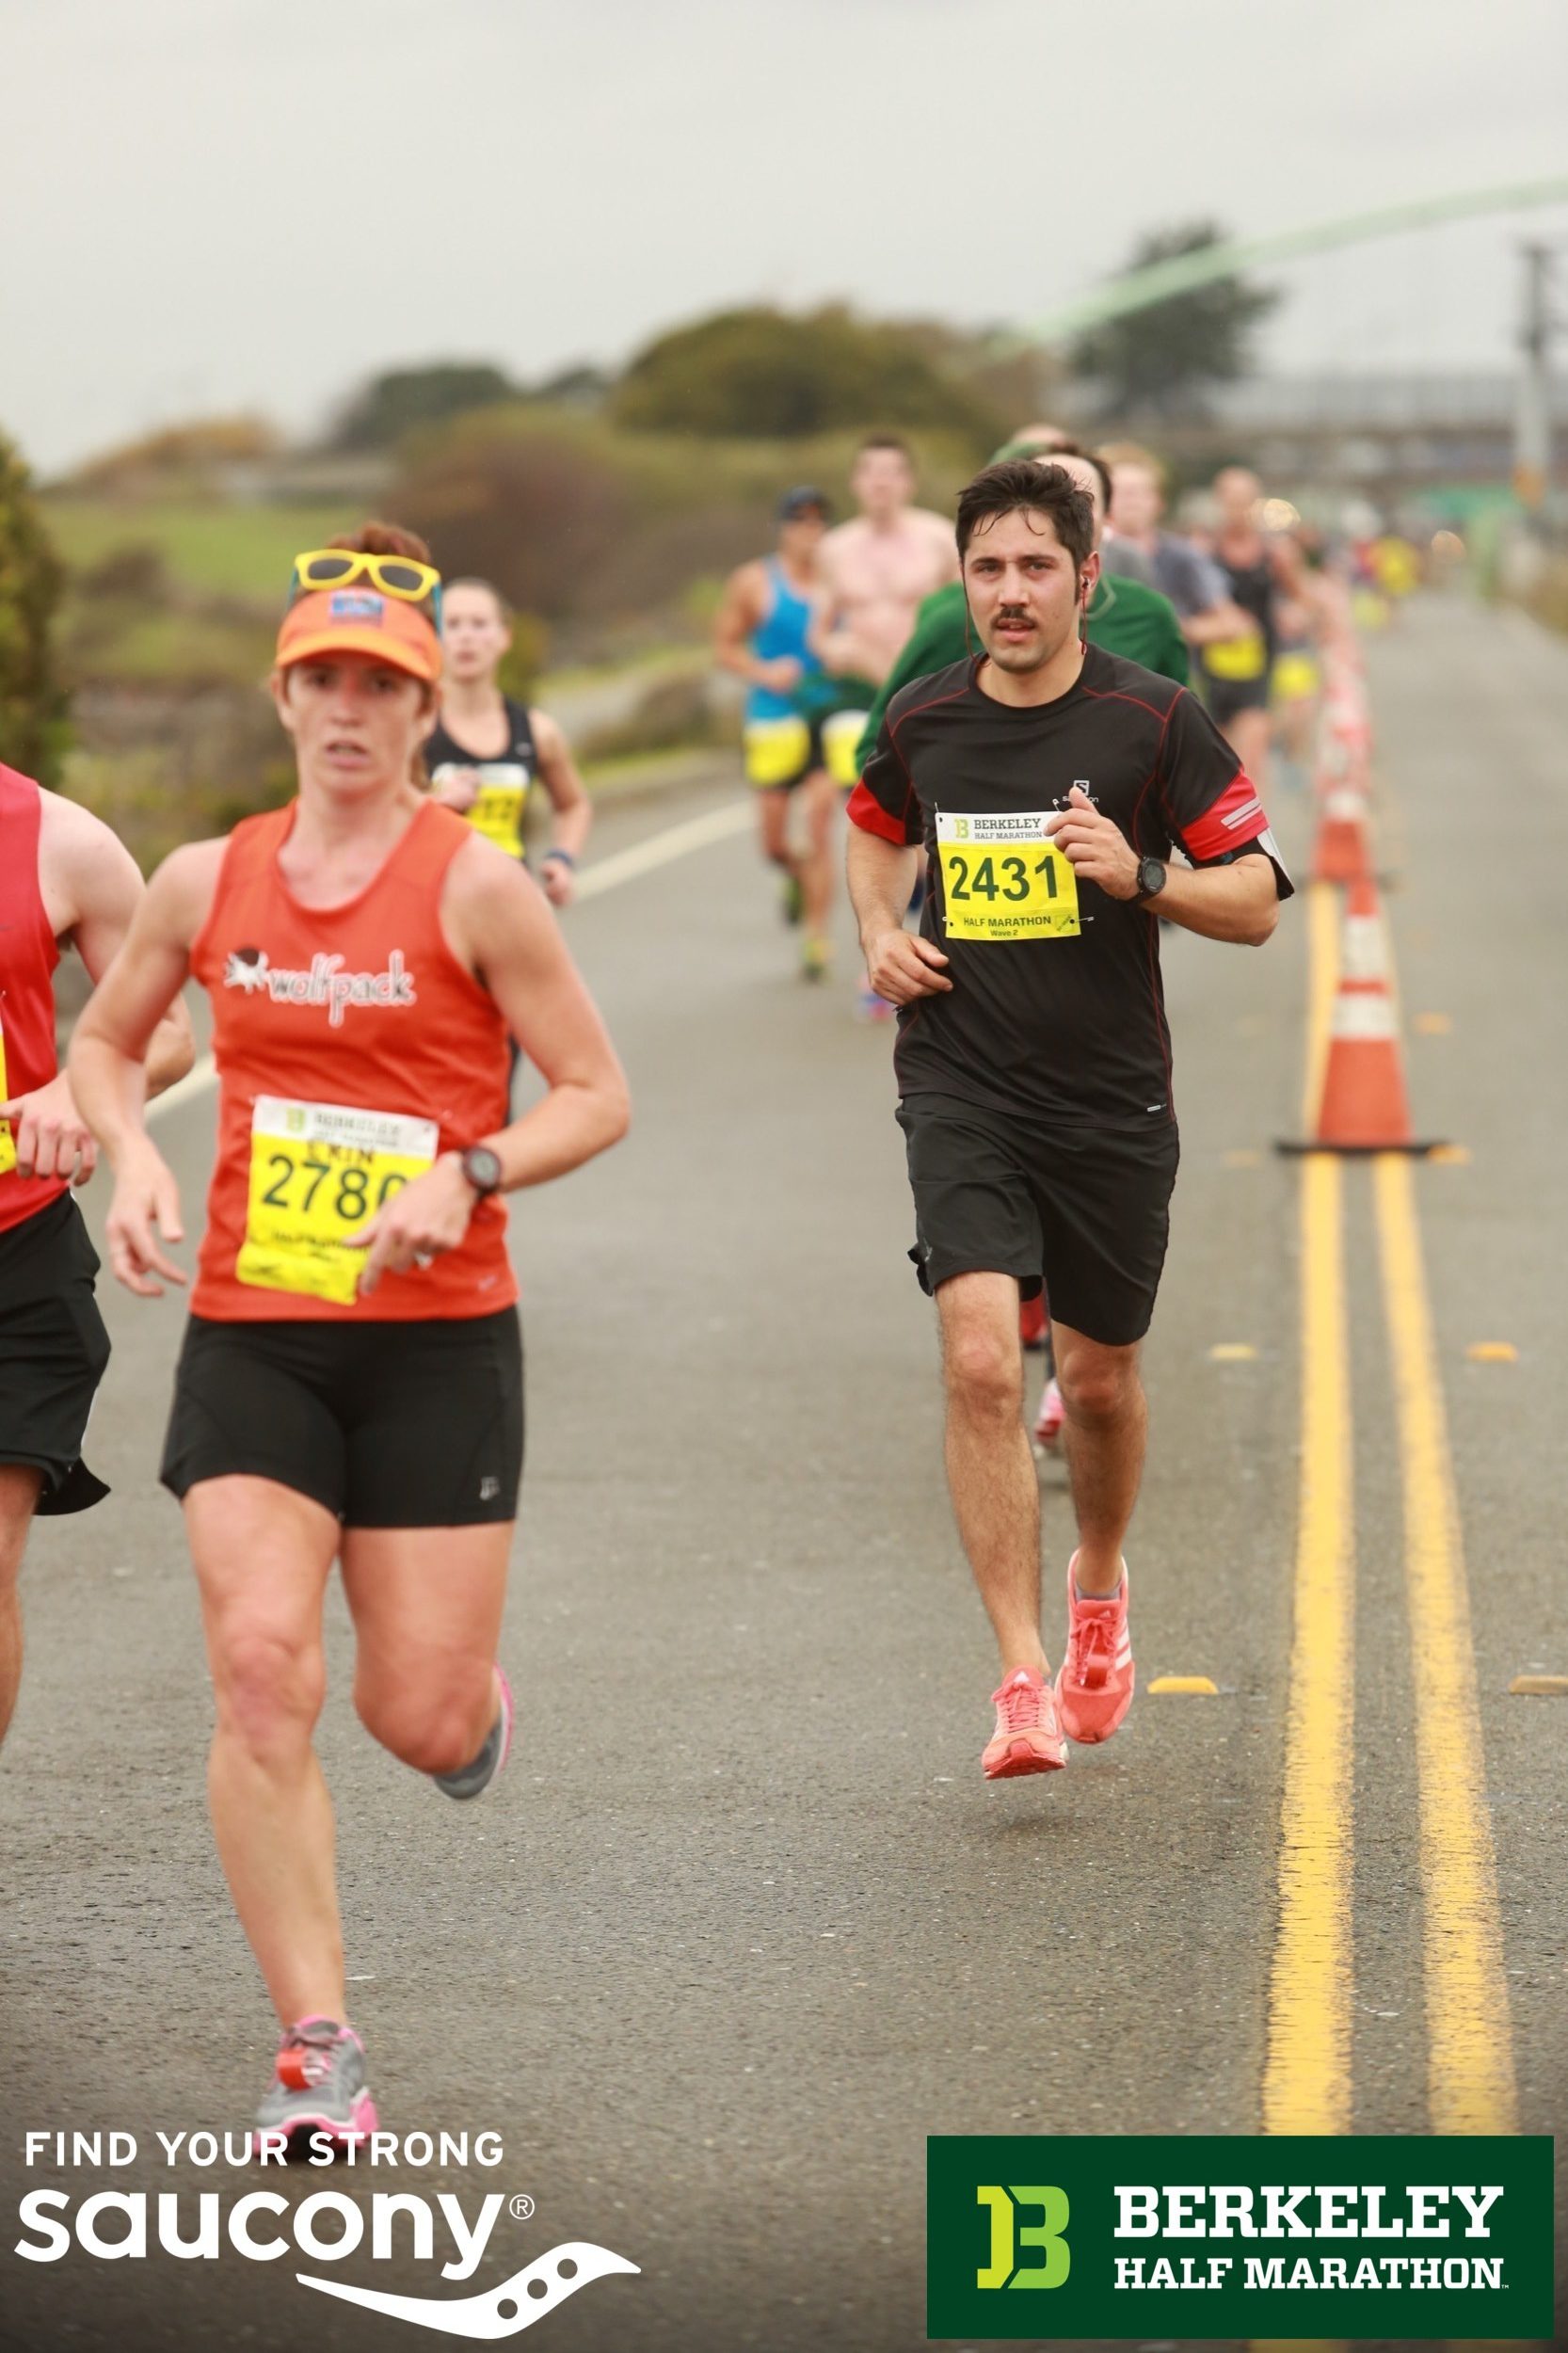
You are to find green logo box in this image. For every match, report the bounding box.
[927,2135,1555,2340]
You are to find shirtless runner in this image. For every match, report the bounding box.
[812,434,959,1013]
[811,432,959,776]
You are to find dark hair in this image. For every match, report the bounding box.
[856,431,913,463]
[955,460,1096,570]
[444,575,512,622]
[326,520,434,564]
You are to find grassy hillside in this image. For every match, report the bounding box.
[39,408,988,863]
[43,497,360,602]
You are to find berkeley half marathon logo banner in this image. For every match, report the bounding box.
[927,2134,1554,2340]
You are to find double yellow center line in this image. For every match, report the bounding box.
[1260,882,1517,2137]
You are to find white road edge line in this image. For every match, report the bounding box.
[147,796,753,1126]
[574,798,752,898]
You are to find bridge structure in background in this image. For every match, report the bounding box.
[1027,179,1568,344]
[1071,372,1568,504]
[1030,179,1568,506]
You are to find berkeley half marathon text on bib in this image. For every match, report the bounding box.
[936,808,1081,942]
[237,1096,438,1305]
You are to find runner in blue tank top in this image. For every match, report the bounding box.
[713,488,839,981]
[744,559,818,716]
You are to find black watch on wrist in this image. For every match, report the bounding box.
[458,1144,504,1198]
[1133,855,1167,906]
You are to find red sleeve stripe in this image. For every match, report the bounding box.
[1181,770,1269,862]
[846,780,911,845]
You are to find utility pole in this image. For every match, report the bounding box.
[1513,243,1556,518]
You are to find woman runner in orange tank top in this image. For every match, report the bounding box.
[70,525,629,2148]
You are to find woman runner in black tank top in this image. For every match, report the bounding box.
[424,696,540,861]
[425,578,591,906]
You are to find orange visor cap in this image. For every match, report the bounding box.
[276,587,442,684]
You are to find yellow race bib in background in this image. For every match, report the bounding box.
[463,773,528,855]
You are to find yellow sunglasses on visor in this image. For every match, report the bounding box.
[289,548,443,617]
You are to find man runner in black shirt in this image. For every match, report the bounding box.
[846,460,1290,1782]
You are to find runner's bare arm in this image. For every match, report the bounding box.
[530,708,591,906]
[349,839,631,1292]
[39,793,196,1097]
[806,543,863,677]
[846,826,951,1002]
[1180,599,1260,648]
[68,842,226,1296]
[1139,853,1279,944]
[713,562,798,694]
[2,797,198,1190]
[1048,789,1280,946]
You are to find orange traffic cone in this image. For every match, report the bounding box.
[1281,880,1440,1154]
[1309,782,1373,886]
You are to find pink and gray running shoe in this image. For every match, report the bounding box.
[253,2017,376,2153]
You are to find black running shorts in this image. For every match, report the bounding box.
[895,1092,1181,1348]
[1203,677,1271,725]
[0,1193,111,1514]
[161,1310,523,1528]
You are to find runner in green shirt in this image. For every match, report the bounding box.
[855,440,1188,776]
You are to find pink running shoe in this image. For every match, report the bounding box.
[252,2017,376,2153]
[982,1665,1067,1780]
[1054,1556,1135,1745]
[1032,1377,1064,1449]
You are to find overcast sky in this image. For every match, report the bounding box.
[3,0,1565,475]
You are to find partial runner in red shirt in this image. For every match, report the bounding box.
[0,766,193,1757]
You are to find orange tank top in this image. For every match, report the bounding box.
[189,798,517,1321]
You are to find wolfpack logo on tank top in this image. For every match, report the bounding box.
[221,945,417,1025]
[188,797,515,1323]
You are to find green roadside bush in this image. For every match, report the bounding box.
[394,404,982,659]
[613,305,1004,445]
[0,427,69,785]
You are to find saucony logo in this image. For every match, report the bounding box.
[297,2240,638,2335]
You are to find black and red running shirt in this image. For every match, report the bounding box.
[847,646,1292,1128]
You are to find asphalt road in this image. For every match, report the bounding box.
[1,593,1562,2352]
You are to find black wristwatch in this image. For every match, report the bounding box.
[1133,856,1167,906]
[458,1144,504,1198]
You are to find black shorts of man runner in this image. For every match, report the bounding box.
[845,458,1292,1785]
